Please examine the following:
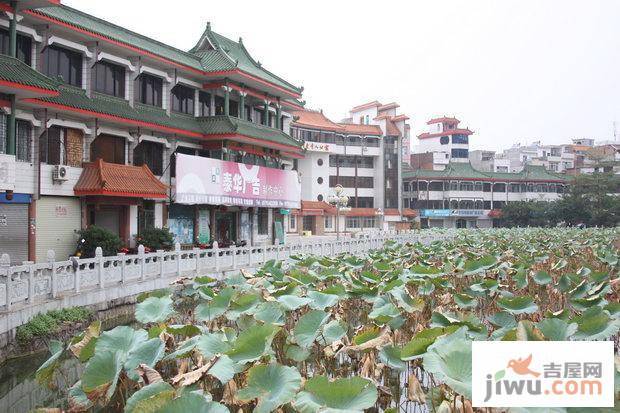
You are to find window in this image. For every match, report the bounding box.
[134,140,163,175]
[317,158,323,166]
[39,126,66,165]
[324,216,333,229]
[346,216,360,229]
[362,217,375,228]
[214,96,225,115]
[138,201,155,235]
[317,177,323,184]
[0,114,5,154]
[449,181,458,191]
[508,183,521,192]
[328,176,373,188]
[90,134,125,164]
[440,136,449,145]
[171,84,195,115]
[289,215,296,231]
[198,91,211,116]
[16,120,31,162]
[451,148,469,158]
[137,73,163,107]
[0,29,32,65]
[93,61,125,97]
[43,45,82,86]
[452,134,469,144]
[459,181,474,191]
[317,194,324,202]
[257,208,268,235]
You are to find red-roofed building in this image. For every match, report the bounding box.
[413,116,474,168]
[289,101,414,235]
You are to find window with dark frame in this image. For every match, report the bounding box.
[137,73,163,107]
[43,45,82,87]
[171,84,195,115]
[93,60,125,98]
[16,120,31,162]
[39,126,66,165]
[90,134,125,165]
[257,208,269,235]
[0,29,32,65]
[198,91,211,116]
[134,140,164,175]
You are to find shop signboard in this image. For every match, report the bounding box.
[421,209,485,218]
[176,154,301,209]
[421,209,451,217]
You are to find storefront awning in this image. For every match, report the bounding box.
[292,201,336,216]
[74,159,167,199]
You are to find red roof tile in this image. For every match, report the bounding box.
[344,208,379,217]
[392,114,410,122]
[378,102,399,112]
[384,208,400,216]
[292,200,336,216]
[74,159,168,198]
[338,123,382,136]
[350,101,381,112]
[386,120,401,137]
[427,116,460,125]
[291,109,344,132]
[418,128,473,140]
[402,208,417,217]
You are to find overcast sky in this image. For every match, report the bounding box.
[65,0,620,151]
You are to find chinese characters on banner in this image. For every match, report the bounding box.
[175,154,301,209]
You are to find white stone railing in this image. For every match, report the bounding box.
[0,230,449,335]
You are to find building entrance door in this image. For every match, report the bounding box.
[215,211,237,247]
[456,218,467,229]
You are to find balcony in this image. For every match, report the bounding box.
[0,154,15,191]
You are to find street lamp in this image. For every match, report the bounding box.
[327,184,351,240]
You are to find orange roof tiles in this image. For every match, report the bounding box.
[291,109,344,132]
[427,116,460,125]
[350,101,381,112]
[292,200,336,216]
[384,208,400,216]
[344,208,378,217]
[386,120,401,137]
[338,123,382,135]
[392,114,410,122]
[74,159,168,198]
[378,102,399,112]
[402,208,417,217]
[418,128,473,139]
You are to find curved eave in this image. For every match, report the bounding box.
[204,69,301,99]
[406,175,568,183]
[202,133,303,154]
[22,98,204,138]
[74,189,168,199]
[0,79,59,99]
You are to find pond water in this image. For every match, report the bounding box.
[0,350,80,413]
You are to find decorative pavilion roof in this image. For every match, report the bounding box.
[403,162,570,183]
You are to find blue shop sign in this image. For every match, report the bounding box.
[421,209,451,217]
[0,193,31,204]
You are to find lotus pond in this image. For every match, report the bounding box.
[32,228,619,412]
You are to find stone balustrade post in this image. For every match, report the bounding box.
[157,250,165,278]
[262,244,267,264]
[1,253,10,310]
[138,245,146,281]
[72,256,81,294]
[96,247,104,289]
[175,242,182,277]
[248,245,253,267]
[231,246,237,270]
[117,253,126,284]
[48,250,57,298]
[274,239,280,261]
[213,242,219,272]
[25,261,35,304]
[193,248,200,275]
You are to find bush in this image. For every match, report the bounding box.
[77,225,123,258]
[136,227,175,251]
[16,307,92,345]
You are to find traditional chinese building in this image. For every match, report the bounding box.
[0,0,303,262]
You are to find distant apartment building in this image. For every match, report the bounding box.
[403,116,570,229]
[289,101,415,235]
[0,2,305,262]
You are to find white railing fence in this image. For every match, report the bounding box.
[0,230,448,321]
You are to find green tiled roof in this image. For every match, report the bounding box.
[199,115,302,148]
[192,26,302,95]
[0,53,59,91]
[33,5,302,95]
[403,162,570,182]
[35,6,203,70]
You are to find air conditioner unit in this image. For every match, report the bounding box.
[52,165,68,182]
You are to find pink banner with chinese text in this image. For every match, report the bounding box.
[175,154,301,209]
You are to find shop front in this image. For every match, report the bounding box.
[74,159,168,247]
[0,192,30,263]
[175,154,301,246]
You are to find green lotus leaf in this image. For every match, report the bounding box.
[293,310,330,348]
[226,323,280,363]
[194,333,230,359]
[401,327,458,360]
[487,311,516,328]
[35,340,64,387]
[252,301,285,325]
[454,293,478,309]
[319,320,347,345]
[604,302,620,318]
[497,296,538,314]
[158,392,229,413]
[285,344,311,362]
[463,255,497,275]
[390,285,424,313]
[125,381,175,413]
[307,290,340,310]
[126,337,164,373]
[81,350,123,403]
[293,376,378,413]
[422,327,472,398]
[409,264,443,278]
[95,326,148,356]
[226,293,262,320]
[513,266,529,289]
[195,287,234,322]
[135,296,176,324]
[369,296,401,322]
[572,306,620,340]
[164,336,200,360]
[208,355,237,384]
[352,326,380,346]
[537,318,577,340]
[532,271,552,286]
[276,294,312,310]
[237,363,302,413]
[67,380,92,412]
[417,279,435,295]
[166,324,201,338]
[379,345,407,371]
